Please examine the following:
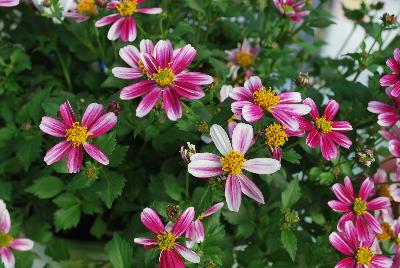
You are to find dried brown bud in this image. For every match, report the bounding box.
[295,72,309,88]
[107,100,120,116]
[84,163,99,179]
[381,13,397,26]
[180,142,196,165]
[165,204,181,221]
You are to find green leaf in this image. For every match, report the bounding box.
[320,172,334,185]
[163,175,182,201]
[185,0,205,13]
[16,135,42,171]
[281,179,301,209]
[26,175,65,199]
[54,204,81,231]
[90,217,107,239]
[282,148,301,164]
[281,229,297,261]
[94,170,126,208]
[95,131,117,156]
[0,182,12,201]
[105,234,133,268]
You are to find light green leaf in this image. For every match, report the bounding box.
[95,170,126,208]
[26,175,64,199]
[281,229,297,261]
[54,204,81,231]
[105,234,133,268]
[281,179,301,209]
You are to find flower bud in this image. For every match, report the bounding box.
[84,162,99,179]
[107,100,120,116]
[196,120,209,134]
[284,210,300,224]
[295,72,309,88]
[204,261,217,268]
[20,122,32,132]
[165,204,181,222]
[356,149,375,167]
[381,13,397,26]
[180,142,196,165]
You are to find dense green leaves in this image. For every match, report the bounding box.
[105,234,133,268]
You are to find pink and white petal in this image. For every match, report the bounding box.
[39,116,67,137]
[190,152,221,162]
[371,256,393,267]
[380,74,400,87]
[159,249,185,268]
[154,40,173,68]
[271,110,299,130]
[112,67,142,80]
[193,221,205,243]
[173,207,195,238]
[323,100,339,120]
[389,140,400,157]
[203,202,224,217]
[140,39,154,54]
[241,38,251,52]
[274,103,311,116]
[378,112,400,127]
[174,243,200,263]
[81,103,104,129]
[244,76,263,94]
[188,159,222,178]
[232,123,253,154]
[328,232,353,256]
[367,101,394,114]
[210,124,232,156]
[303,98,319,119]
[343,221,358,251]
[107,18,124,41]
[10,239,34,251]
[171,44,197,75]
[137,7,163,14]
[334,257,355,268]
[359,178,374,201]
[136,88,162,117]
[95,14,121,27]
[120,16,137,42]
[331,183,352,204]
[172,82,205,100]
[343,176,355,200]
[394,48,400,63]
[355,216,371,241]
[175,72,213,86]
[83,142,109,165]
[120,80,158,100]
[0,209,10,233]
[366,197,390,211]
[225,175,242,212]
[119,45,140,68]
[328,200,350,212]
[220,85,233,102]
[279,92,302,103]
[330,132,352,149]
[237,174,264,204]
[133,237,157,247]
[306,129,320,148]
[88,112,117,138]
[387,58,400,73]
[67,146,83,173]
[363,212,382,234]
[229,86,253,101]
[0,248,15,268]
[331,121,353,132]
[59,101,75,127]
[163,89,183,121]
[242,103,264,122]
[244,158,281,174]
[140,208,165,235]
[0,0,19,7]
[140,53,158,75]
[320,135,338,161]
[337,211,354,231]
[44,141,72,165]
[231,101,252,115]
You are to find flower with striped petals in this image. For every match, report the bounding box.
[0,0,18,7]
[95,0,162,42]
[119,40,213,121]
[380,48,400,97]
[273,0,310,23]
[40,101,117,173]
[226,39,260,79]
[0,202,34,268]
[134,207,200,267]
[301,98,352,161]
[230,76,311,130]
[368,87,400,127]
[329,221,392,268]
[63,0,98,23]
[188,123,281,212]
[328,177,390,241]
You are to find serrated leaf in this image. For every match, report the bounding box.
[105,234,133,268]
[53,193,79,208]
[282,148,301,164]
[94,131,117,156]
[281,229,297,261]
[54,204,81,231]
[17,135,42,171]
[26,176,64,199]
[281,179,301,209]
[109,145,129,167]
[95,170,126,208]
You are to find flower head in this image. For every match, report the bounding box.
[64,0,98,23]
[380,48,400,97]
[40,101,117,173]
[273,0,310,23]
[188,123,281,211]
[226,39,260,78]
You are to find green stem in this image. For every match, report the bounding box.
[185,171,190,199]
[94,26,105,60]
[55,49,73,92]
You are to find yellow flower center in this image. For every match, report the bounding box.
[228,114,237,124]
[236,51,253,68]
[377,222,393,241]
[356,246,374,265]
[76,0,97,16]
[65,122,91,147]
[157,232,176,251]
[138,59,151,78]
[0,232,13,248]
[353,197,367,216]
[197,214,205,221]
[153,67,175,88]
[377,184,392,200]
[221,150,245,175]
[282,4,295,14]
[253,87,280,111]
[315,116,332,134]
[116,0,137,16]
[264,123,288,148]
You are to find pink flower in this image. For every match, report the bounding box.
[0,204,34,268]
[64,0,98,23]
[373,169,400,202]
[381,126,400,159]
[230,76,311,130]
[368,88,400,127]
[273,0,310,23]
[134,207,200,266]
[188,123,281,212]
[220,85,233,102]
[0,0,18,7]
[40,101,117,173]
[226,39,260,77]
[185,202,224,248]
[95,0,162,42]
[301,98,352,161]
[380,48,400,97]
[328,177,390,241]
[119,40,214,121]
[329,221,392,268]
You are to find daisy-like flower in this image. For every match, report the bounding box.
[329,221,392,268]
[273,0,310,23]
[301,98,352,161]
[188,123,281,212]
[64,0,98,23]
[185,202,224,248]
[0,0,18,7]
[0,203,34,268]
[328,177,390,240]
[40,101,117,173]
[226,39,260,79]
[120,40,214,121]
[373,169,400,202]
[230,76,311,130]
[134,207,200,266]
[380,48,400,97]
[368,87,400,127]
[95,0,162,42]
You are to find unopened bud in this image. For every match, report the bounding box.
[284,211,300,224]
[196,120,209,134]
[204,261,218,268]
[381,13,397,26]
[20,122,32,132]
[295,72,309,88]
[356,149,375,167]
[180,142,196,164]
[107,100,120,116]
[165,204,181,222]
[84,163,99,179]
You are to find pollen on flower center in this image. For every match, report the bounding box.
[221,150,245,175]
[157,232,176,251]
[0,232,13,248]
[377,222,393,241]
[315,116,332,134]
[353,197,367,216]
[77,0,97,16]
[65,122,91,147]
[253,87,280,111]
[116,0,137,16]
[356,246,374,265]
[153,67,175,88]
[236,51,253,68]
[264,123,288,148]
[282,4,295,14]
[138,59,150,78]
[197,214,205,221]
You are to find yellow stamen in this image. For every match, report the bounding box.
[77,0,97,16]
[228,114,237,124]
[138,59,151,78]
[315,116,332,134]
[221,150,245,175]
[65,122,91,147]
[377,222,393,241]
[157,232,176,251]
[253,87,280,111]
[353,197,367,216]
[153,67,175,88]
[377,184,392,200]
[197,214,205,221]
[116,0,137,16]
[236,51,253,68]
[264,123,288,148]
[356,246,374,265]
[0,232,13,248]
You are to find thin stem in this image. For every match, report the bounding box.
[185,171,190,199]
[55,49,73,92]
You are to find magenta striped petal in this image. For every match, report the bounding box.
[188,159,222,178]
[173,207,195,237]
[355,216,370,241]
[331,121,353,132]
[244,76,263,94]
[225,175,242,212]
[394,48,400,62]
[229,87,253,101]
[39,116,67,137]
[244,158,281,174]
[154,40,173,68]
[81,103,104,129]
[242,103,264,122]
[390,140,400,157]
[334,257,355,268]
[10,239,34,251]
[231,123,253,154]
[331,182,352,204]
[159,249,185,268]
[367,101,394,114]
[359,178,374,201]
[271,110,299,130]
[137,7,162,14]
[0,209,10,233]
[379,112,400,126]
[324,100,339,120]
[328,200,350,212]
[386,58,400,73]
[210,124,232,156]
[119,16,136,42]
[364,212,382,234]
[303,98,319,119]
[279,92,302,103]
[172,82,205,100]
[140,53,158,75]
[83,142,109,165]
[171,44,196,74]
[67,146,83,173]
[140,208,165,235]
[112,67,142,80]
[343,177,354,199]
[174,243,200,263]
[330,132,352,149]
[328,232,353,256]
[192,220,205,243]
[306,129,320,148]
[119,45,140,68]
[136,88,162,117]
[64,12,89,23]
[380,74,400,87]
[203,202,224,217]
[343,220,357,251]
[275,103,311,116]
[140,39,154,54]
[95,14,121,27]
[88,112,117,138]
[337,211,354,231]
[371,255,393,267]
[320,135,338,161]
[366,197,390,211]
[59,101,75,127]
[163,89,182,121]
[107,17,123,41]
[120,80,158,100]
[44,140,71,165]
[231,100,252,115]
[0,248,15,268]
[175,72,213,86]
[237,174,264,204]
[133,237,157,246]
[391,80,400,97]
[0,0,19,7]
